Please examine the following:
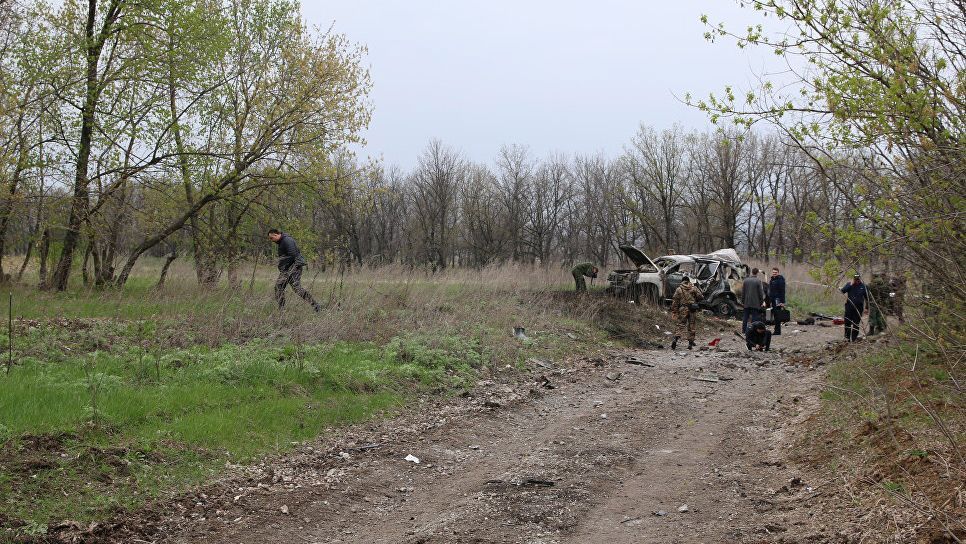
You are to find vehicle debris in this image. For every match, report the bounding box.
[678,504,689,513]
[512,326,529,341]
[608,246,744,317]
[626,357,655,367]
[404,454,420,464]
[694,375,720,383]
[346,443,382,452]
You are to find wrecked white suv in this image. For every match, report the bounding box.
[607,246,745,317]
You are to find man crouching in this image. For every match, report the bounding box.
[670,276,701,350]
[745,321,772,352]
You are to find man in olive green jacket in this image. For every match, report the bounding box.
[571,262,598,292]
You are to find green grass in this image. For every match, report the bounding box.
[801,338,964,533]
[0,321,486,530]
[787,289,842,318]
[0,262,653,534]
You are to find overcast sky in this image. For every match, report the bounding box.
[301,1,778,169]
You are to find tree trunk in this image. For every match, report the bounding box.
[38,228,50,289]
[16,239,33,282]
[50,0,120,291]
[155,249,178,289]
[0,157,25,283]
[81,240,93,286]
[114,169,245,287]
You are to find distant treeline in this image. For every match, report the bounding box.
[288,128,869,271]
[0,0,961,299]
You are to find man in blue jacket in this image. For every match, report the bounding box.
[269,229,321,312]
[841,274,868,342]
[768,267,787,335]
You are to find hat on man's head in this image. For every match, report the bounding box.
[681,276,691,284]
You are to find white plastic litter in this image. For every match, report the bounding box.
[404,454,420,464]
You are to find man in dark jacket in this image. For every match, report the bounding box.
[841,274,868,342]
[742,268,766,334]
[746,321,772,351]
[268,229,320,312]
[768,267,787,335]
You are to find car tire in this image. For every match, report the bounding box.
[714,298,738,318]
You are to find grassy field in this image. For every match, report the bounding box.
[0,257,842,537]
[794,316,965,540]
[0,259,642,536]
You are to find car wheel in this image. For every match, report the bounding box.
[714,299,737,317]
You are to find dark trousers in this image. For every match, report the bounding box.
[746,330,772,351]
[275,265,319,310]
[770,297,783,335]
[844,305,862,341]
[742,307,763,333]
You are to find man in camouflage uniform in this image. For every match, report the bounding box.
[670,276,701,350]
[889,275,906,323]
[571,262,598,292]
[867,273,889,335]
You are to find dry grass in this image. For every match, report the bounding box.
[2,258,670,534]
[793,311,965,542]
[747,259,846,316]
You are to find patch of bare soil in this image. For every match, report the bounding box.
[47,324,871,543]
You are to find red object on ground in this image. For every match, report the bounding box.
[833,318,845,325]
[708,338,721,347]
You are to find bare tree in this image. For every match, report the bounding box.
[623,124,688,253]
[410,141,464,271]
[526,153,572,263]
[495,144,533,262]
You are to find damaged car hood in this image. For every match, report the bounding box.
[619,245,658,270]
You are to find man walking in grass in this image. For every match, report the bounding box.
[571,262,598,293]
[268,229,321,312]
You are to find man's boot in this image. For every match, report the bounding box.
[671,336,679,350]
[688,339,695,350]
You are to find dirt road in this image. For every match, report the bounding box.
[115,326,841,543]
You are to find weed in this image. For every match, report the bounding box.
[0,259,669,533]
